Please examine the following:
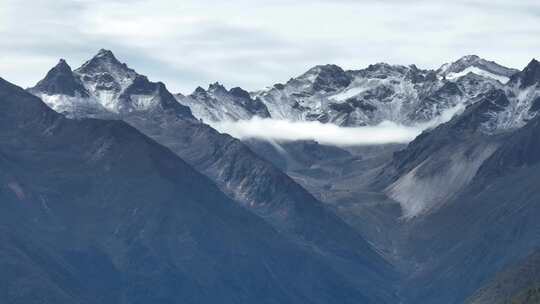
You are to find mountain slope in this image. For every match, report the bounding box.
[368,59,540,303]
[2,76,399,304]
[399,118,540,303]
[28,50,398,302]
[376,90,507,217]
[377,59,540,218]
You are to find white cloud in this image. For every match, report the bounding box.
[212,104,465,146]
[214,118,420,145]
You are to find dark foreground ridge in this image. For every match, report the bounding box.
[0,77,394,304]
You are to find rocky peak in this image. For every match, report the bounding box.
[405,64,437,83]
[29,50,193,117]
[180,82,270,122]
[28,59,88,97]
[77,49,124,71]
[74,49,137,87]
[365,62,396,71]
[192,86,207,96]
[510,58,540,88]
[43,59,73,79]
[528,58,540,67]
[207,82,227,94]
[456,54,481,64]
[229,87,251,100]
[304,64,345,75]
[55,59,72,73]
[359,63,411,79]
[296,64,352,92]
[95,48,115,58]
[438,55,518,82]
[438,55,480,74]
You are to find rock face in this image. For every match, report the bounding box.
[1,77,395,304]
[28,50,398,303]
[396,115,540,303]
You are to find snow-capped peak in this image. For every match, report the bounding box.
[438,55,481,73]
[229,87,252,99]
[30,50,193,117]
[445,67,511,84]
[438,55,518,83]
[95,48,115,58]
[292,64,351,93]
[78,49,124,69]
[75,49,137,85]
[301,64,345,78]
[68,49,140,112]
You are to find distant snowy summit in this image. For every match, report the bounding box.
[437,54,518,83]
[176,55,522,129]
[29,49,192,119]
[176,82,270,122]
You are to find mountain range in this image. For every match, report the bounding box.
[177,54,519,128]
[3,49,540,304]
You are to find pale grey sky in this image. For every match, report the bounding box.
[1,0,539,93]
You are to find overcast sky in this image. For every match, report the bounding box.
[1,0,539,94]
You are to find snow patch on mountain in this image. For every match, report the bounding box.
[34,93,109,118]
[330,85,369,101]
[487,86,540,131]
[446,67,510,84]
[129,94,162,111]
[438,55,519,80]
